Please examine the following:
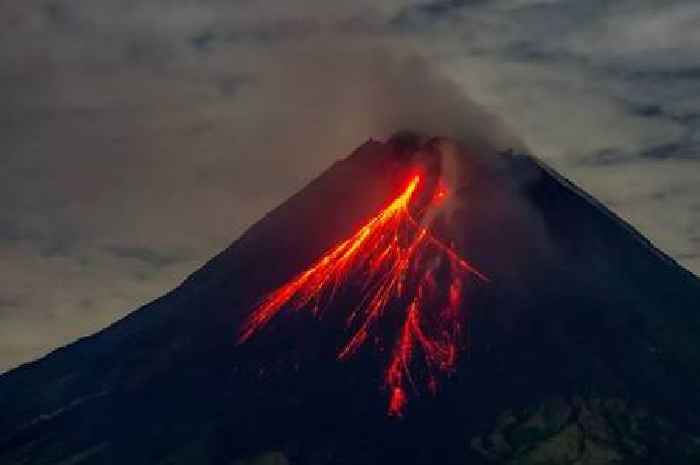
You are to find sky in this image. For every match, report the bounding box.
[1,0,699,372]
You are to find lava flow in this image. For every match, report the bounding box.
[238,173,487,416]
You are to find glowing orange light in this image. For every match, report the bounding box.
[238,174,487,415]
[432,180,449,203]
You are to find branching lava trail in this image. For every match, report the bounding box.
[238,174,487,416]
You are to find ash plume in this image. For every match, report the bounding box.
[249,37,526,179]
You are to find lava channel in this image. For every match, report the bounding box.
[238,174,488,416]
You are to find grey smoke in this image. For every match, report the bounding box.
[0,18,524,372]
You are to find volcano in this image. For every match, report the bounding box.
[1,134,699,465]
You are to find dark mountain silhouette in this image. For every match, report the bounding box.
[1,134,699,465]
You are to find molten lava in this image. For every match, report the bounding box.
[238,174,487,416]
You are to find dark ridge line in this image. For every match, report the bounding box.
[522,152,698,280]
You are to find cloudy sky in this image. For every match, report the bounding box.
[1,0,699,372]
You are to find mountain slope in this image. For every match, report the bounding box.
[1,134,699,465]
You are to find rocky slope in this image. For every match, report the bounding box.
[1,134,699,464]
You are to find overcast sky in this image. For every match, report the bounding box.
[2,0,699,372]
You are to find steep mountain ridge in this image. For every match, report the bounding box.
[1,135,699,465]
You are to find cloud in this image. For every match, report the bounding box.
[1,0,699,371]
[570,3,700,70]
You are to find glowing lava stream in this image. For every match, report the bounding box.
[238,174,488,416]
